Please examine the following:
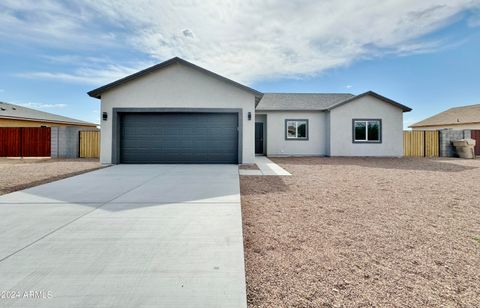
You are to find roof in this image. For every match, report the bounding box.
[256,93,354,110]
[327,91,412,112]
[256,91,412,112]
[88,57,263,101]
[0,101,97,126]
[410,104,480,128]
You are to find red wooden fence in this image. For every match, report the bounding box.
[472,130,480,156]
[0,127,51,157]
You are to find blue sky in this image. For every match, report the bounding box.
[0,1,479,127]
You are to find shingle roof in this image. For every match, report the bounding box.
[256,93,355,110]
[0,101,97,126]
[256,91,411,112]
[410,104,480,128]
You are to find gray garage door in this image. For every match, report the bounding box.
[120,112,238,164]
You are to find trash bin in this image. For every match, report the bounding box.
[452,139,476,159]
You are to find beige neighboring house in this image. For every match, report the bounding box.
[410,104,480,130]
[0,101,97,128]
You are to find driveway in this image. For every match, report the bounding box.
[0,165,246,308]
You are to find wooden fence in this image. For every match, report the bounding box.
[79,131,100,158]
[403,130,439,157]
[0,127,51,157]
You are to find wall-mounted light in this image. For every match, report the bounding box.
[248,112,252,121]
[102,112,108,121]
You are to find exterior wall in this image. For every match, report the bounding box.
[100,63,256,164]
[412,123,480,130]
[51,126,99,158]
[329,95,404,157]
[263,111,327,156]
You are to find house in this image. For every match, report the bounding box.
[88,57,411,164]
[0,101,97,128]
[409,104,480,130]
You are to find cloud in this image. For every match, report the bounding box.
[18,102,67,109]
[345,85,353,89]
[18,62,154,85]
[5,0,480,84]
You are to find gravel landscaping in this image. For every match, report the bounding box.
[241,157,480,308]
[0,158,102,195]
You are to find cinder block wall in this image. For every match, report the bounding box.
[439,129,471,157]
[51,126,98,158]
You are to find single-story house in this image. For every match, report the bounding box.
[410,104,480,130]
[0,101,97,128]
[88,57,411,164]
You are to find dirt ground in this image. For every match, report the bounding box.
[0,158,102,195]
[240,157,480,308]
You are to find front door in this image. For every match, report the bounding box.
[255,122,264,154]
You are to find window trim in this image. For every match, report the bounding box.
[285,119,309,141]
[352,119,382,143]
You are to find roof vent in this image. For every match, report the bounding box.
[0,107,5,111]
[12,107,16,110]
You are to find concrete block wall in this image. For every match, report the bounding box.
[51,126,98,158]
[439,129,471,157]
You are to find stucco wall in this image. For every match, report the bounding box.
[263,111,327,156]
[99,62,256,164]
[329,95,404,157]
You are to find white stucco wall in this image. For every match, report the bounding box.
[99,62,257,164]
[328,95,404,156]
[262,111,327,156]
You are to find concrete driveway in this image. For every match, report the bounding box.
[0,165,246,308]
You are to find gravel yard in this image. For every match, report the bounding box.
[0,158,102,195]
[241,157,480,308]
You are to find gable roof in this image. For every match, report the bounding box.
[327,91,412,112]
[256,91,411,112]
[87,57,263,101]
[256,93,354,111]
[410,104,480,128]
[0,101,97,126]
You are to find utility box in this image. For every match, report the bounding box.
[452,139,476,159]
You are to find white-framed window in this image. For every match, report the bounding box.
[285,119,308,140]
[353,119,381,143]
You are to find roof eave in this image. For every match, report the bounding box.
[0,115,98,127]
[88,57,263,100]
[327,91,412,112]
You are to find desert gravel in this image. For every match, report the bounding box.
[0,158,102,195]
[241,157,480,308]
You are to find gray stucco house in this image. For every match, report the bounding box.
[88,57,411,164]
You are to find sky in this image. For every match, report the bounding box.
[0,1,479,128]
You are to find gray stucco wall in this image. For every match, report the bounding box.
[51,126,98,158]
[100,62,257,164]
[329,95,404,157]
[261,111,327,156]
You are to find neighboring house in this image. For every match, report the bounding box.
[410,104,480,130]
[0,101,97,128]
[88,57,411,164]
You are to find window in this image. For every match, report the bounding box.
[353,119,381,143]
[285,119,308,140]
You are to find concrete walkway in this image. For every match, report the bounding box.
[239,156,291,176]
[0,165,246,308]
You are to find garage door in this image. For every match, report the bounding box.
[120,112,238,164]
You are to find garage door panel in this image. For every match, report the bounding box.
[120,113,238,164]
